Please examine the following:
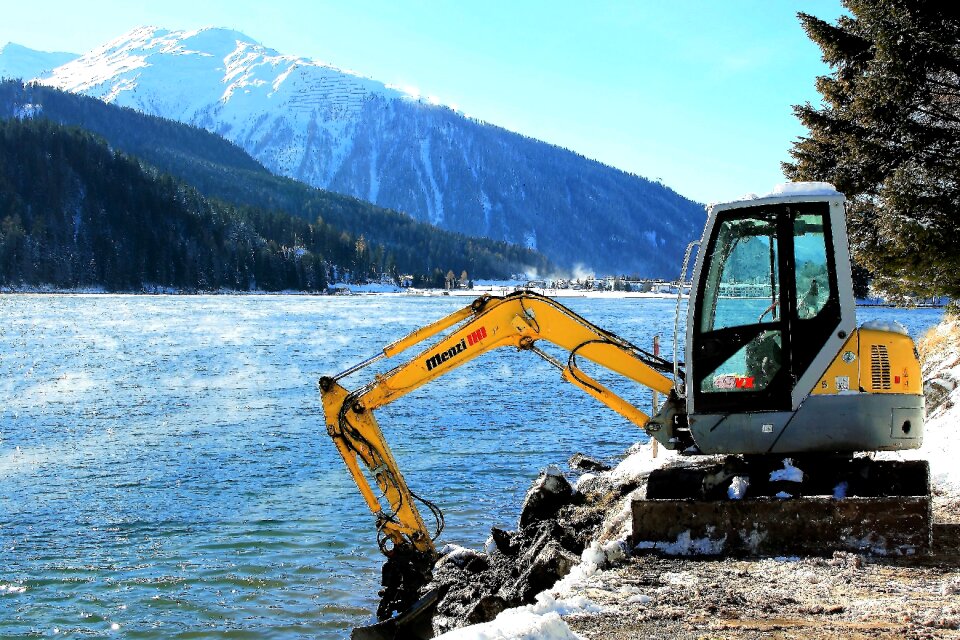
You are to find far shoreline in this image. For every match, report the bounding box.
[0,285,949,308]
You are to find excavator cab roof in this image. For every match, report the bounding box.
[709,181,843,210]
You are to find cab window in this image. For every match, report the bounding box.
[699,216,780,333]
[794,214,830,319]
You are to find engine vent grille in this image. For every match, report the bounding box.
[871,344,891,390]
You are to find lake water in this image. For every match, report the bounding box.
[0,294,944,638]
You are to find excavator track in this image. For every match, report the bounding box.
[634,458,931,556]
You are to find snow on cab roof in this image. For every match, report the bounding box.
[768,182,841,197]
[711,182,842,208]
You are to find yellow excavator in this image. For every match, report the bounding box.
[320,183,928,635]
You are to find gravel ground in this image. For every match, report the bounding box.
[565,517,960,640]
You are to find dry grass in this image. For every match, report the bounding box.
[917,313,960,365]
[917,313,960,421]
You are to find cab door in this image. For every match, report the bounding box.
[689,201,843,415]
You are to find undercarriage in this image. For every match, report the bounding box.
[636,457,931,556]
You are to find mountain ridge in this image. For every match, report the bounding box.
[7,28,706,277]
[0,42,77,81]
[0,79,552,285]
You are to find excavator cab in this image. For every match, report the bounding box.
[666,185,924,455]
[692,201,846,409]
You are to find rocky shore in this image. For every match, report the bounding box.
[417,448,959,640]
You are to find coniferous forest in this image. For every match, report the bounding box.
[0,81,552,292]
[0,118,322,290]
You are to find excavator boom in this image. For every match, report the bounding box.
[321,292,676,549]
[319,291,676,621]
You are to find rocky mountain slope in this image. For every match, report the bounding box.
[8,27,705,276]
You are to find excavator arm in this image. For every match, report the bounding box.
[319,292,676,575]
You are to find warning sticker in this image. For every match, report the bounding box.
[835,376,850,392]
[714,374,755,390]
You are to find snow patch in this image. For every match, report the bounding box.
[833,481,849,499]
[725,182,841,206]
[942,577,960,596]
[15,103,43,119]
[524,230,537,251]
[728,475,749,499]
[434,592,600,640]
[769,458,804,483]
[419,137,444,225]
[876,316,960,493]
[860,319,910,336]
[480,191,492,232]
[634,529,727,555]
[626,593,652,605]
[608,441,677,483]
[439,544,484,569]
[368,145,380,203]
[769,182,840,197]
[541,464,566,492]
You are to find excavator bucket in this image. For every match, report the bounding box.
[352,587,442,640]
[632,459,931,556]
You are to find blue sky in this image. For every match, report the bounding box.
[0,1,845,204]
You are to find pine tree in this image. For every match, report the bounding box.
[784,1,960,306]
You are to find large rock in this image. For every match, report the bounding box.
[519,465,574,528]
[418,465,605,636]
[466,594,508,624]
[490,527,517,556]
[569,453,611,472]
[502,539,580,603]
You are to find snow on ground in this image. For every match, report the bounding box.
[434,592,601,640]
[878,315,960,495]
[434,440,676,640]
[919,317,960,492]
[433,541,617,640]
[768,458,804,483]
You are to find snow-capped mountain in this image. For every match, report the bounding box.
[16,27,705,276]
[0,42,77,81]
